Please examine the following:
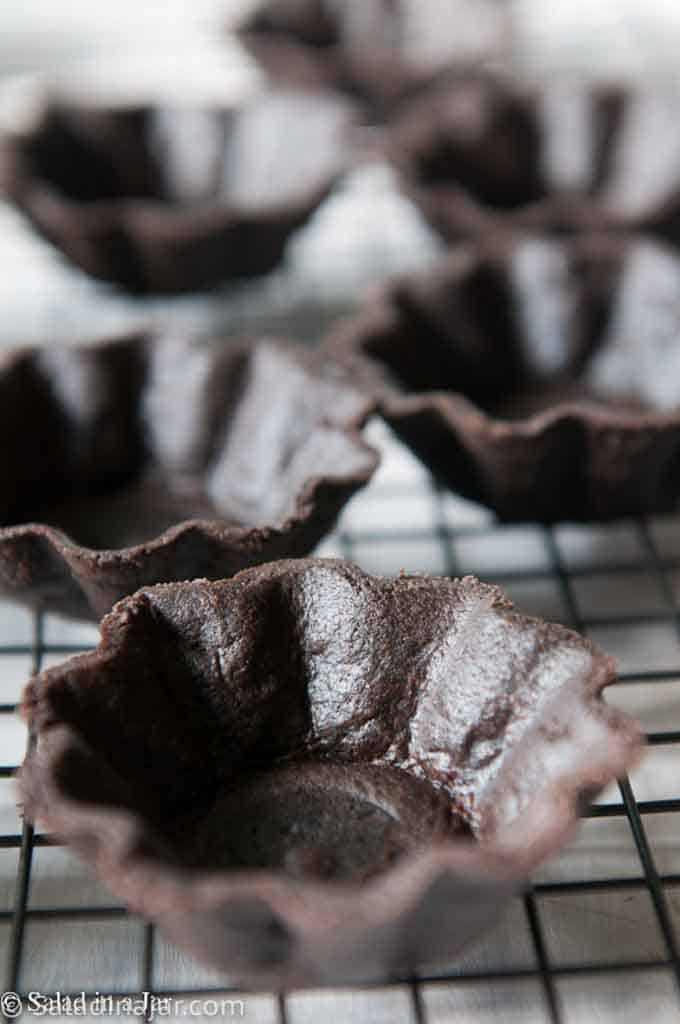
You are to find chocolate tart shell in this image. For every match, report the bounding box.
[0,336,377,620]
[325,234,680,521]
[1,90,352,293]
[389,76,680,243]
[20,559,642,987]
[238,0,511,118]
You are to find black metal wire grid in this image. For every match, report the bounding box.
[1,472,680,1023]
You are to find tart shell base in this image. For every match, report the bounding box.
[0,336,377,619]
[325,236,680,522]
[382,394,680,522]
[20,560,642,985]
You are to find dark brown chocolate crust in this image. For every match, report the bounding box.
[238,0,511,118]
[20,559,641,986]
[0,337,377,619]
[325,234,680,521]
[389,76,680,243]
[1,90,353,293]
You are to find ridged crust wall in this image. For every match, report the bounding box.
[21,559,641,986]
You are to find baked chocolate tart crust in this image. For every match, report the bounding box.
[1,89,352,293]
[0,336,377,619]
[389,76,680,243]
[238,0,511,118]
[326,234,680,521]
[21,559,641,987]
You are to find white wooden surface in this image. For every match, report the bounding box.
[0,2,680,1022]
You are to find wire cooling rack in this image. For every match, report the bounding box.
[1,420,679,1023]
